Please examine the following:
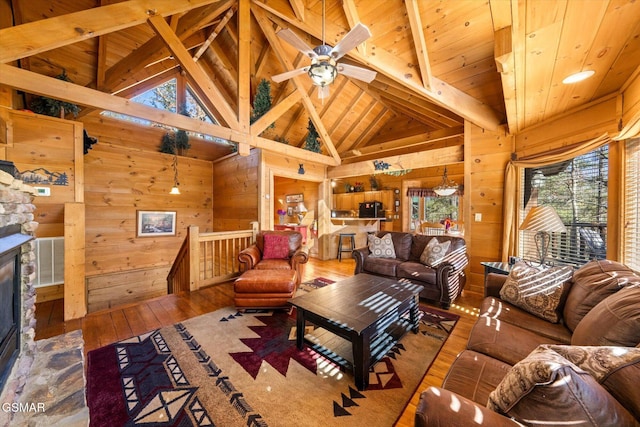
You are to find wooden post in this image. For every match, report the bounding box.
[188,225,199,291]
[64,202,86,320]
[250,221,259,241]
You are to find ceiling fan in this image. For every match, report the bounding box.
[271,0,377,99]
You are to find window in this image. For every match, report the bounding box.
[408,189,461,232]
[623,138,639,271]
[519,145,608,266]
[100,79,229,144]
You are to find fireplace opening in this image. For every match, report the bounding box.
[0,224,31,391]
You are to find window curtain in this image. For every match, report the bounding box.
[501,107,640,262]
[501,133,611,262]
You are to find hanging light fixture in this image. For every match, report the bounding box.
[169,151,180,195]
[307,0,337,98]
[433,166,458,196]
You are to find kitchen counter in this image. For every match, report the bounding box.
[329,218,385,255]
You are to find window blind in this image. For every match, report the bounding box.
[624,138,639,271]
[519,145,608,266]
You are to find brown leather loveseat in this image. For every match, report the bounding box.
[415,259,640,426]
[353,231,468,309]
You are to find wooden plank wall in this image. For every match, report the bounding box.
[464,122,512,295]
[83,137,213,312]
[82,114,233,162]
[260,150,326,230]
[211,148,260,231]
[5,110,81,237]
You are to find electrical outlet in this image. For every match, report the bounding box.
[474,212,482,222]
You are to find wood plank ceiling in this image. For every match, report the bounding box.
[1,0,639,166]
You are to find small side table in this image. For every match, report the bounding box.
[480,261,512,279]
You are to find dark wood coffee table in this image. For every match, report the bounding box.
[288,273,424,390]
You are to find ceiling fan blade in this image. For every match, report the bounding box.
[276,28,317,58]
[330,23,372,60]
[272,67,309,83]
[338,63,377,83]
[317,85,330,100]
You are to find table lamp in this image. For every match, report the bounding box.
[295,201,308,224]
[519,206,567,265]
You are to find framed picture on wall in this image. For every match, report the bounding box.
[287,207,294,216]
[137,210,177,237]
[285,193,304,203]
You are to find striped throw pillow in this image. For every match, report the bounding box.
[499,262,573,323]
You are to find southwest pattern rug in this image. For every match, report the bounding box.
[87,300,458,427]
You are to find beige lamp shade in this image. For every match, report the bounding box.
[519,206,567,233]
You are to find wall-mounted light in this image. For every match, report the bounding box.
[298,163,305,174]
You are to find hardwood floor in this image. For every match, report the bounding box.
[35,258,483,427]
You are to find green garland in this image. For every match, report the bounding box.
[250,79,274,129]
[29,71,81,118]
[304,118,321,153]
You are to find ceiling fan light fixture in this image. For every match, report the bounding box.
[308,56,337,87]
[562,70,595,84]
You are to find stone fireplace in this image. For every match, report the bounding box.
[0,167,88,425]
[0,168,38,400]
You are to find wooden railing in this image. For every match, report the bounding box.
[168,222,259,293]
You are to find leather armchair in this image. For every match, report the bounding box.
[238,230,309,285]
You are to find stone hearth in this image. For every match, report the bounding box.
[0,169,88,425]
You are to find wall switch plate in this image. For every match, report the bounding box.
[34,187,51,196]
[474,212,482,222]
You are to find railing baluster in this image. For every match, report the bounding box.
[167,228,257,293]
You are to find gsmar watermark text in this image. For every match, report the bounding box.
[2,402,46,413]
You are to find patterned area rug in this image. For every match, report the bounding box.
[86,299,458,426]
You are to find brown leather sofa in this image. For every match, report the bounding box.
[237,230,309,285]
[415,259,640,426]
[353,232,468,309]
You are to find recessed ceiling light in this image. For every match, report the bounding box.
[562,70,595,84]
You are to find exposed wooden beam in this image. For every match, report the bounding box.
[0,63,340,166]
[252,0,503,130]
[193,5,236,62]
[328,146,464,178]
[343,137,462,164]
[0,0,224,63]
[342,0,365,54]
[489,0,521,134]
[289,0,305,21]
[250,89,301,135]
[237,0,251,155]
[252,5,342,163]
[103,1,233,93]
[404,0,433,90]
[147,14,239,128]
[342,126,464,159]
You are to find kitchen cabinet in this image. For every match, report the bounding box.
[332,190,393,213]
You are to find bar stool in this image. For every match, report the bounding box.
[337,233,356,261]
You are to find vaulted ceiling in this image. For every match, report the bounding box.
[1,0,639,167]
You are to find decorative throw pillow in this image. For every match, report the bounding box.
[367,233,396,258]
[487,345,639,426]
[262,234,290,259]
[499,262,573,323]
[419,237,451,267]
